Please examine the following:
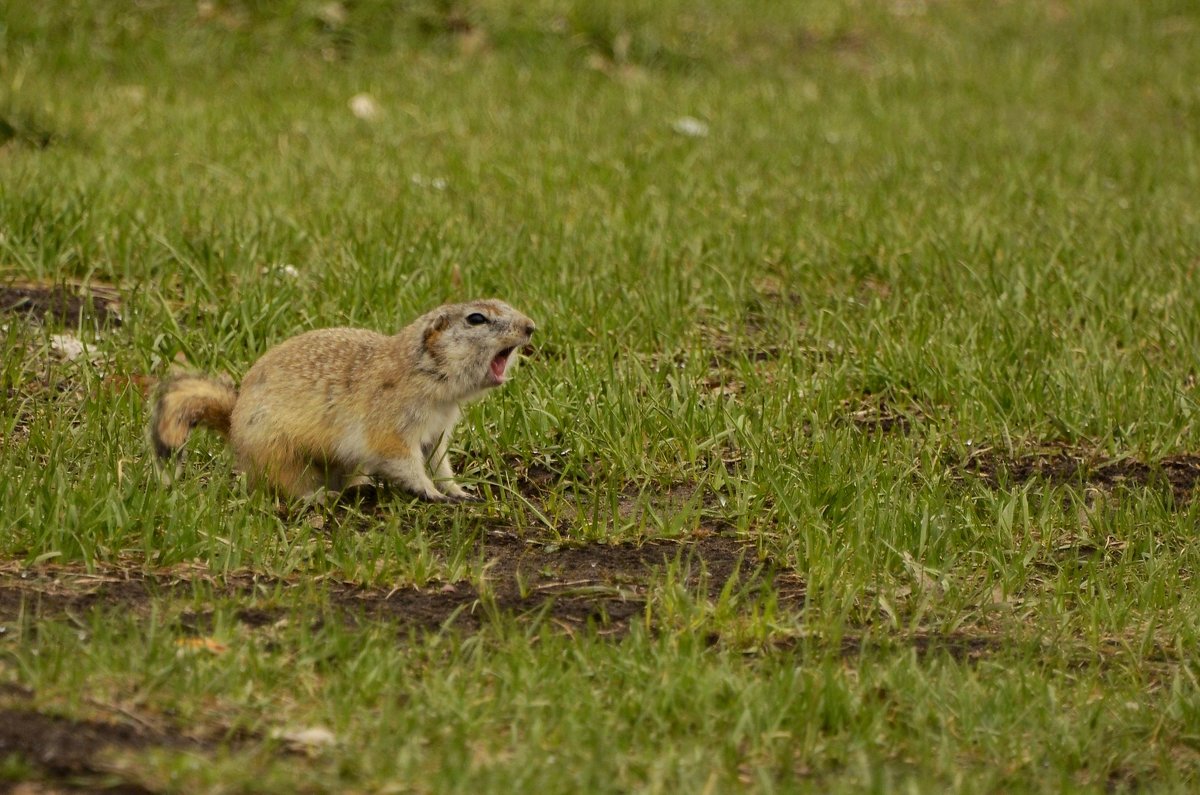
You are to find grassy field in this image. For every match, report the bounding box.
[2,0,1200,791]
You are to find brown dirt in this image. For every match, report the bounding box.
[835,631,1005,663]
[699,316,786,371]
[0,680,260,793]
[964,443,1200,505]
[0,577,157,621]
[0,114,58,150]
[0,706,191,794]
[336,532,803,632]
[0,533,805,636]
[839,394,928,433]
[0,283,122,326]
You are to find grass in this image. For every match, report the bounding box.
[2,0,1200,791]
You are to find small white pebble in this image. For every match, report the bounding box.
[672,116,709,137]
[411,174,448,191]
[317,1,347,26]
[50,333,86,361]
[349,93,380,120]
[274,726,337,750]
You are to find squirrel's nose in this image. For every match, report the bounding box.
[523,324,536,337]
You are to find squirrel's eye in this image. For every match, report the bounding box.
[466,312,488,326]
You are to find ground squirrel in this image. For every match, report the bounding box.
[150,299,536,502]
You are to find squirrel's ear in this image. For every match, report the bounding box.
[431,313,450,332]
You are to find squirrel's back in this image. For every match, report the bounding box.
[230,328,401,462]
[241,328,389,392]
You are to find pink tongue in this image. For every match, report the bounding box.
[490,353,507,381]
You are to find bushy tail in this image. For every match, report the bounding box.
[149,374,237,483]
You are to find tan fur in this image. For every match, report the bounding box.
[149,375,238,484]
[148,300,536,501]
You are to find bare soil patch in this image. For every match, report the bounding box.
[839,393,929,433]
[836,630,1005,662]
[0,113,59,150]
[0,576,156,621]
[964,443,1200,505]
[699,316,786,371]
[0,282,123,327]
[0,533,804,636]
[335,532,802,632]
[0,706,191,794]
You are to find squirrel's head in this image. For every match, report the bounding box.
[417,299,536,400]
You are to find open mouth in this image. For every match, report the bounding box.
[488,346,516,383]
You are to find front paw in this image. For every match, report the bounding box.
[443,485,482,503]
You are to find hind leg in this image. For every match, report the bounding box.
[242,449,324,500]
[319,462,370,491]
